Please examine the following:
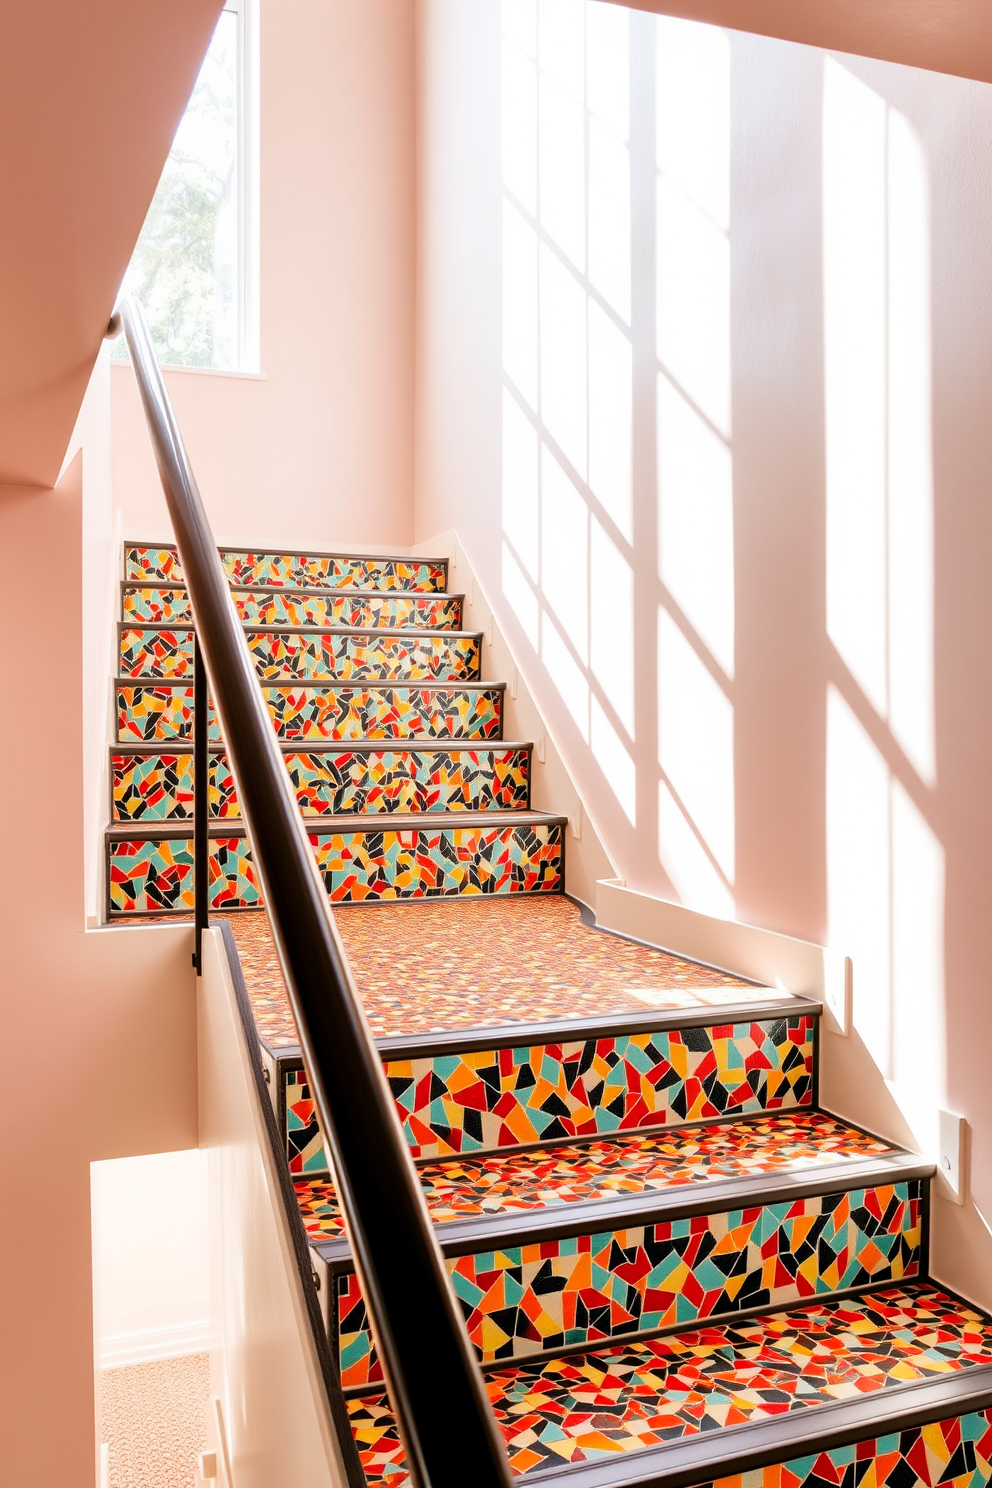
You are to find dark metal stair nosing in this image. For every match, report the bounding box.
[108,737,534,756]
[308,1149,933,1268]
[105,809,564,842]
[113,675,506,693]
[125,540,449,567]
[120,579,466,602]
[518,1361,992,1488]
[116,620,484,642]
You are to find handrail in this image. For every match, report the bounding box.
[108,297,512,1488]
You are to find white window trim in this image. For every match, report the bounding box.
[227,0,261,373]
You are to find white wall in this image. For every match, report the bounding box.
[92,1149,210,1368]
[415,0,992,1304]
[112,0,416,551]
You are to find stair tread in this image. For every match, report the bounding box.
[347,1283,992,1486]
[106,809,562,840]
[294,1110,902,1245]
[109,739,533,754]
[122,581,465,600]
[119,622,480,638]
[115,676,504,690]
[225,899,768,1048]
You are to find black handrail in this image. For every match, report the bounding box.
[109,297,512,1488]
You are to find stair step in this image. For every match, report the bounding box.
[346,1283,992,1487]
[121,582,464,630]
[296,1111,929,1386]
[294,1111,905,1240]
[115,678,504,742]
[117,624,482,682]
[105,812,565,915]
[110,741,532,820]
[124,542,448,592]
[278,1000,818,1173]
[230,897,766,1050]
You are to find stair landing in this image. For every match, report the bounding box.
[226,896,768,1046]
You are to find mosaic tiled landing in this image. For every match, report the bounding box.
[227,897,763,1048]
[118,626,481,682]
[115,681,503,742]
[108,819,563,914]
[284,1016,814,1171]
[293,1112,893,1239]
[347,1285,992,1483]
[335,1181,921,1384]
[110,745,530,820]
[122,584,462,630]
[124,544,447,592]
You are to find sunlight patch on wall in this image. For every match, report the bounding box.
[659,609,735,894]
[826,685,945,1150]
[500,0,636,825]
[823,57,935,785]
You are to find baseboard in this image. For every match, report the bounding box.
[595,878,849,1034]
[99,1318,210,1369]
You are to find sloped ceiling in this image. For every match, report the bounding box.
[615,0,992,83]
[0,0,223,488]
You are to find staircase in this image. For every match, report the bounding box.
[110,541,992,1488]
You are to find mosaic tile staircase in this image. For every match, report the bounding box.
[112,545,992,1487]
[220,886,992,1488]
[106,544,564,915]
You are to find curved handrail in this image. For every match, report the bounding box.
[110,297,512,1488]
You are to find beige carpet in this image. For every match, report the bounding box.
[100,1353,209,1488]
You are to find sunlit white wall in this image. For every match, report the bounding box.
[501,0,636,825]
[823,59,943,1148]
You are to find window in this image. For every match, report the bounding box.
[112,0,258,372]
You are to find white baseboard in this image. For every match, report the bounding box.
[99,1318,210,1369]
[595,879,849,1034]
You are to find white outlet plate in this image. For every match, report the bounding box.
[823,950,852,1036]
[937,1109,966,1204]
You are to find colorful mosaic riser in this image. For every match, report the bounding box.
[710,1416,992,1488]
[292,1113,893,1239]
[115,682,503,743]
[111,746,530,820]
[346,1286,992,1483]
[334,1183,922,1385]
[124,545,447,591]
[121,585,463,630]
[108,820,562,914]
[283,1017,815,1172]
[118,626,481,683]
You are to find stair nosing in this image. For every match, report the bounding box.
[514,1355,992,1488]
[121,580,465,602]
[117,621,484,641]
[114,675,506,692]
[105,809,563,840]
[308,1147,932,1268]
[109,738,533,756]
[124,541,449,566]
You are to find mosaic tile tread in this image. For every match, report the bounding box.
[335,1181,922,1384]
[293,1112,894,1239]
[122,585,462,630]
[284,1016,814,1170]
[110,745,531,820]
[107,818,563,914]
[228,897,762,1048]
[118,626,482,682]
[347,1285,992,1483]
[124,545,447,591]
[115,681,503,742]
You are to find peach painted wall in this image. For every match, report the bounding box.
[0,463,198,1485]
[415,1,992,1302]
[111,0,416,552]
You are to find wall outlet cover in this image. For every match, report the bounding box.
[937,1108,966,1205]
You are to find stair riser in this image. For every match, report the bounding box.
[116,682,503,742]
[707,1410,992,1488]
[122,586,463,629]
[284,1016,816,1173]
[111,747,531,820]
[118,627,481,682]
[107,821,563,915]
[125,545,447,592]
[331,1180,924,1386]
